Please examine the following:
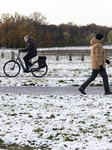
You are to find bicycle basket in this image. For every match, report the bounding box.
[38,56,47,68]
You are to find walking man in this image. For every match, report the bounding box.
[79,33,112,95]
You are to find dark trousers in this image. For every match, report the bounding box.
[81,69,110,92]
[23,53,36,68]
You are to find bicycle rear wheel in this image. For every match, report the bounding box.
[31,61,48,78]
[3,60,21,77]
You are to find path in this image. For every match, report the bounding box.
[0,86,110,95]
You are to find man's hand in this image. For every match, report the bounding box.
[100,65,104,71]
[106,59,110,64]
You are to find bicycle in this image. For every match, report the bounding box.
[3,52,48,78]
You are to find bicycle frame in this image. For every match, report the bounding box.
[15,52,25,71]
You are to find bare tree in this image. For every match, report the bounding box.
[29,12,47,25]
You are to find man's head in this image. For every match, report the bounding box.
[24,36,29,43]
[96,34,104,41]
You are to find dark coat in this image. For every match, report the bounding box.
[21,37,37,56]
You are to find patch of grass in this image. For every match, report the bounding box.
[71,84,79,86]
[0,139,6,149]
[64,136,74,142]
[40,144,51,150]
[29,83,36,86]
[28,114,33,118]
[79,128,93,134]
[46,114,55,119]
[90,83,102,86]
[73,134,80,137]
[88,115,95,119]
[22,82,36,86]
[52,127,64,131]
[69,79,74,82]
[108,119,112,122]
[94,135,103,139]
[10,113,17,116]
[2,144,35,150]
[58,80,67,84]
[79,121,85,124]
[47,135,54,140]
[34,128,44,133]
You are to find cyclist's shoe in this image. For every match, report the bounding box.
[24,68,30,73]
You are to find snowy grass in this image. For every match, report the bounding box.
[0,53,112,149]
[0,55,112,87]
[0,94,112,150]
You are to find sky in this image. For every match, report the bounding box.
[0,0,112,27]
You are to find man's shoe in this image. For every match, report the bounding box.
[105,91,112,95]
[24,68,30,73]
[79,87,86,94]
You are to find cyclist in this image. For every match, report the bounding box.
[19,36,37,72]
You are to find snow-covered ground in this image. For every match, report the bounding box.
[0,94,112,150]
[0,52,112,149]
[0,54,112,87]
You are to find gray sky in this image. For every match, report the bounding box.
[0,0,112,26]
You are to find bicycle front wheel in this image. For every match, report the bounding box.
[3,60,21,77]
[31,61,48,78]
